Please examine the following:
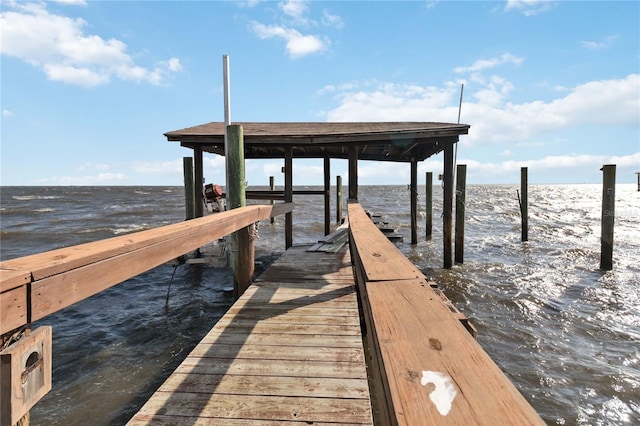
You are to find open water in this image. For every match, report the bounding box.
[1,184,638,425]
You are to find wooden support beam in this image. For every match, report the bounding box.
[285,146,293,249]
[227,125,253,298]
[410,158,418,245]
[324,154,331,236]
[455,164,467,263]
[336,175,343,224]
[183,157,195,220]
[348,145,358,200]
[425,172,433,240]
[194,145,204,218]
[443,142,454,268]
[269,176,275,224]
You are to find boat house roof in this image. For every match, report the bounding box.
[165,121,470,162]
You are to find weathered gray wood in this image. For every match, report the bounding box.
[285,146,293,249]
[183,157,195,220]
[455,164,467,263]
[324,154,331,236]
[128,246,372,425]
[520,166,528,242]
[336,175,343,224]
[443,142,454,268]
[600,164,616,270]
[426,171,433,240]
[410,158,418,245]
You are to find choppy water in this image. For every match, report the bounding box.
[1,185,638,425]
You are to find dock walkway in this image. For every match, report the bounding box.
[129,244,373,425]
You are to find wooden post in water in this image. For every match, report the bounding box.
[425,172,433,240]
[455,164,467,263]
[600,164,616,271]
[336,175,343,223]
[284,146,293,249]
[269,176,275,224]
[324,154,331,236]
[227,125,254,298]
[520,167,528,242]
[443,142,454,269]
[636,171,640,191]
[183,157,195,220]
[410,158,418,245]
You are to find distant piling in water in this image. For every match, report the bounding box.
[600,164,616,271]
[518,167,529,242]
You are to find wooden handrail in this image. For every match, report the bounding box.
[347,201,543,425]
[0,203,293,335]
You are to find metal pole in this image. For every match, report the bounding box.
[223,54,231,200]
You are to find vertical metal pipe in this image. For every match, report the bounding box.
[223,55,231,201]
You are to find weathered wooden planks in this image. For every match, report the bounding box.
[129,245,373,425]
[348,201,544,425]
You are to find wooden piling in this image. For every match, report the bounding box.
[636,172,640,191]
[194,146,204,218]
[324,154,331,236]
[600,164,616,271]
[520,167,528,242]
[284,146,293,249]
[410,158,418,245]
[227,125,254,298]
[183,157,195,220]
[425,172,433,240]
[336,175,343,224]
[455,164,466,263]
[269,176,275,224]
[443,143,454,269]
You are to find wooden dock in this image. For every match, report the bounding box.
[128,244,373,425]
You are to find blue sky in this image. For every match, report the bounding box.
[1,0,638,186]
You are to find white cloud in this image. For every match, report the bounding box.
[2,109,15,117]
[454,53,524,74]
[51,0,88,5]
[251,22,327,58]
[321,74,639,146]
[322,9,344,29]
[0,2,181,87]
[279,0,310,24]
[460,152,640,178]
[504,0,555,16]
[581,35,620,50]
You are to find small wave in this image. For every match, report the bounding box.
[35,208,56,213]
[13,195,61,200]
